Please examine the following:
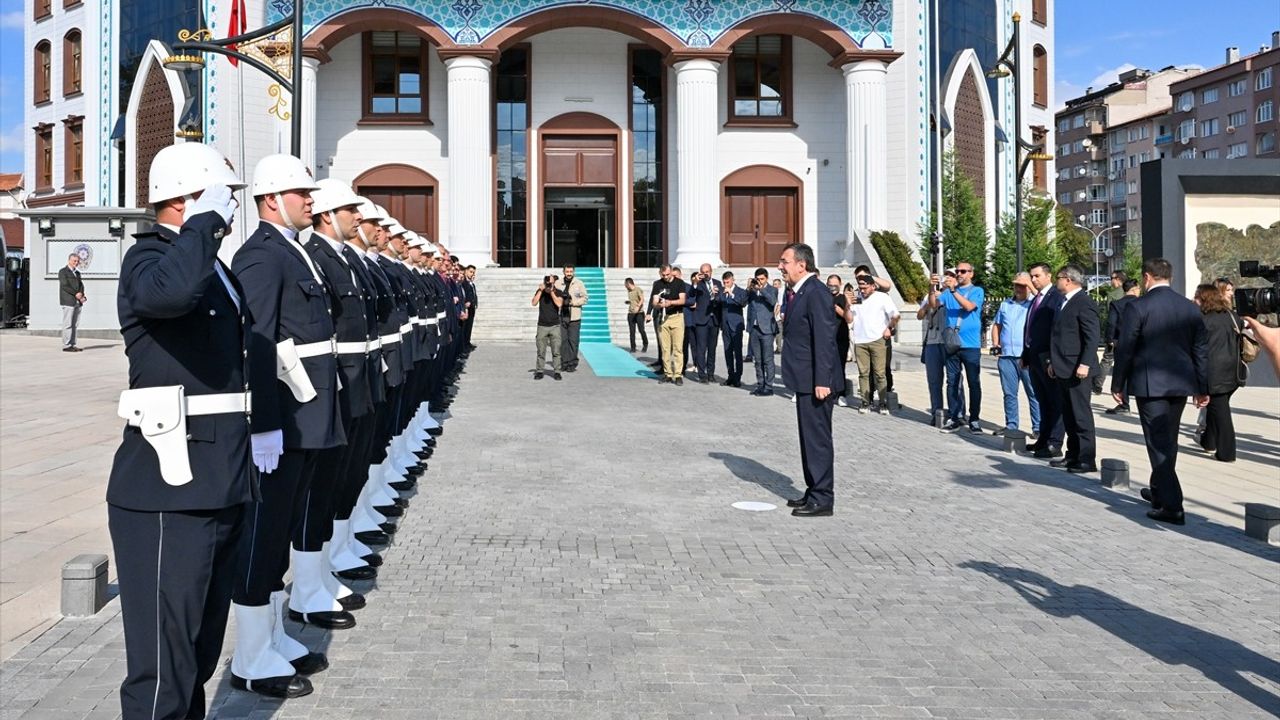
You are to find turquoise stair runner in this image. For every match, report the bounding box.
[573,267,657,378]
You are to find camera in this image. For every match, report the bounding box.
[1234,261,1280,317]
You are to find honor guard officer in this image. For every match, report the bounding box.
[108,142,268,720]
[229,154,345,699]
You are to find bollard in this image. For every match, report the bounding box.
[1001,429,1027,453]
[884,391,900,412]
[934,409,947,429]
[62,554,109,617]
[1245,504,1280,544]
[1099,459,1129,489]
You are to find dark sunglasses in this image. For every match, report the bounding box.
[956,269,972,274]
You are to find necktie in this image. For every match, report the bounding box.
[1025,292,1044,346]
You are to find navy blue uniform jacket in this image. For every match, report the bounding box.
[781,275,845,394]
[1110,285,1209,398]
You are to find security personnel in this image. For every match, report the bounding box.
[108,142,274,720]
[229,154,344,698]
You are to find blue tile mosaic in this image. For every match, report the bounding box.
[273,1,894,50]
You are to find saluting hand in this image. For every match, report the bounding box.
[184,184,237,225]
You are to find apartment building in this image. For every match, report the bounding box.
[1105,109,1168,254]
[1166,33,1280,162]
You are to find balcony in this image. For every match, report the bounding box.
[1087,120,1105,135]
[1155,134,1175,146]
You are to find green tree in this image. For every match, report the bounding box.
[918,150,991,287]
[989,193,1061,298]
[1121,233,1143,282]
[1053,206,1094,269]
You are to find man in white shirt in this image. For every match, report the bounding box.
[850,274,899,413]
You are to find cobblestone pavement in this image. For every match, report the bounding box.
[2,341,1278,719]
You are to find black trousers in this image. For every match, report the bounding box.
[750,330,775,390]
[796,392,836,508]
[722,324,744,383]
[884,335,895,391]
[1201,390,1237,462]
[1093,343,1115,393]
[653,316,663,365]
[369,386,399,465]
[335,411,376,521]
[109,503,243,720]
[1057,375,1096,465]
[1027,361,1064,447]
[233,449,317,606]
[627,312,648,350]
[1137,396,1187,513]
[560,319,581,368]
[691,322,720,377]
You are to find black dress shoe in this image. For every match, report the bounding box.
[354,530,389,545]
[287,609,356,630]
[334,565,377,581]
[720,379,733,386]
[378,522,398,535]
[1147,508,1186,525]
[1139,488,1162,510]
[414,450,432,460]
[405,466,425,477]
[758,389,774,396]
[674,378,683,386]
[361,552,383,567]
[392,496,408,508]
[1033,446,1063,459]
[785,497,808,508]
[791,503,834,517]
[427,427,443,436]
[1049,457,1074,468]
[1066,463,1098,474]
[231,673,312,698]
[290,651,329,676]
[374,504,404,517]
[389,479,416,491]
[336,592,366,610]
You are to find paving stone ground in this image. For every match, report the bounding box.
[2,339,1279,719]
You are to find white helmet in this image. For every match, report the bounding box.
[310,178,362,214]
[405,231,424,247]
[148,142,246,204]
[355,197,384,222]
[250,153,321,197]
[376,207,394,227]
[386,223,406,237]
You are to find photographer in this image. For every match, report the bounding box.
[531,275,564,380]
[624,277,648,353]
[557,265,589,372]
[747,269,779,395]
[650,264,688,385]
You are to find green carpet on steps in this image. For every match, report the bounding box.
[580,343,659,379]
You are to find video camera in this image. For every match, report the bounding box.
[1235,261,1279,317]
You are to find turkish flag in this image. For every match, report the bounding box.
[227,0,247,66]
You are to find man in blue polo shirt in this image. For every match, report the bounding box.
[990,272,1040,437]
[935,261,985,432]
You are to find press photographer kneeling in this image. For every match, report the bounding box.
[532,275,565,380]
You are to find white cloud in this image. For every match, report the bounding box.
[1088,63,1138,90]
[1054,79,1085,111]
[0,12,22,30]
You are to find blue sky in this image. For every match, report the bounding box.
[1,1,1278,176]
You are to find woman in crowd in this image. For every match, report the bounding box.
[1193,283,1242,462]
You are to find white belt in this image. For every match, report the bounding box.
[425,318,438,326]
[436,312,446,320]
[186,391,252,416]
[295,338,336,358]
[410,317,424,326]
[335,341,369,355]
[380,333,401,345]
[399,322,413,335]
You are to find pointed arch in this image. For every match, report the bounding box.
[941,49,998,232]
[124,40,190,208]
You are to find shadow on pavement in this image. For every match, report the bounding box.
[960,561,1280,716]
[709,451,800,501]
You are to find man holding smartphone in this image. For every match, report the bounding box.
[990,272,1039,438]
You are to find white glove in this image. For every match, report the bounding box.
[251,430,283,475]
[184,184,237,225]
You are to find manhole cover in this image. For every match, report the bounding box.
[731,501,777,512]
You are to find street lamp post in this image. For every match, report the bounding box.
[987,12,1053,273]
[163,2,304,157]
[1074,217,1120,287]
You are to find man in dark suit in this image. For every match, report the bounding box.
[778,243,844,517]
[1021,262,1065,458]
[462,265,478,352]
[1111,258,1209,526]
[230,154,346,698]
[108,143,282,719]
[58,253,85,351]
[1046,264,1101,473]
[1102,279,1141,414]
[688,262,724,383]
[718,271,748,387]
[747,268,779,396]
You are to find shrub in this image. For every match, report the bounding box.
[870,230,930,304]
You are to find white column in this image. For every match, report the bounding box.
[300,57,320,172]
[843,60,890,263]
[671,59,723,268]
[445,55,494,266]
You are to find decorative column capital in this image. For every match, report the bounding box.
[439,51,497,68]
[672,58,722,76]
[840,58,892,78]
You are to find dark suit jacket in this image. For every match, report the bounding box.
[58,266,84,307]
[376,255,417,372]
[688,278,723,326]
[720,286,747,334]
[1106,295,1135,344]
[1021,287,1064,365]
[1110,285,1209,398]
[305,234,375,419]
[747,285,779,334]
[361,253,405,389]
[108,216,269,512]
[781,275,844,394]
[231,222,345,451]
[1048,290,1101,378]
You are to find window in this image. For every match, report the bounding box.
[362,31,428,122]
[1258,100,1274,123]
[1179,148,1196,159]
[1228,141,1248,158]
[1088,184,1106,201]
[34,41,52,104]
[1072,114,1085,129]
[1128,180,1138,194]
[35,0,51,19]
[1228,78,1247,96]
[1058,167,1071,181]
[1057,118,1070,133]
[1129,206,1139,220]
[1114,208,1127,223]
[63,30,82,96]
[1139,151,1150,163]
[1257,67,1273,91]
[1058,192,1072,206]
[494,46,529,267]
[1032,45,1047,108]
[1032,0,1047,24]
[1111,157,1125,174]
[1128,154,1136,168]
[1111,130,1125,149]
[1176,119,1195,140]
[63,117,83,186]
[1201,88,1219,104]
[1072,140,1084,154]
[1177,91,1194,112]
[632,47,666,268]
[35,125,53,189]
[1200,118,1219,137]
[1056,143,1069,157]
[1090,208,1109,226]
[1228,110,1247,128]
[1202,148,1220,159]
[1259,131,1277,155]
[728,35,791,123]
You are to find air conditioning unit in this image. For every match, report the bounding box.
[1226,125,1236,133]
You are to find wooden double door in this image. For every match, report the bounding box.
[723,189,796,267]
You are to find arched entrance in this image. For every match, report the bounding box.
[540,112,621,267]
[354,164,439,243]
[720,165,803,266]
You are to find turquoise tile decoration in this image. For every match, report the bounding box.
[268,0,894,50]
